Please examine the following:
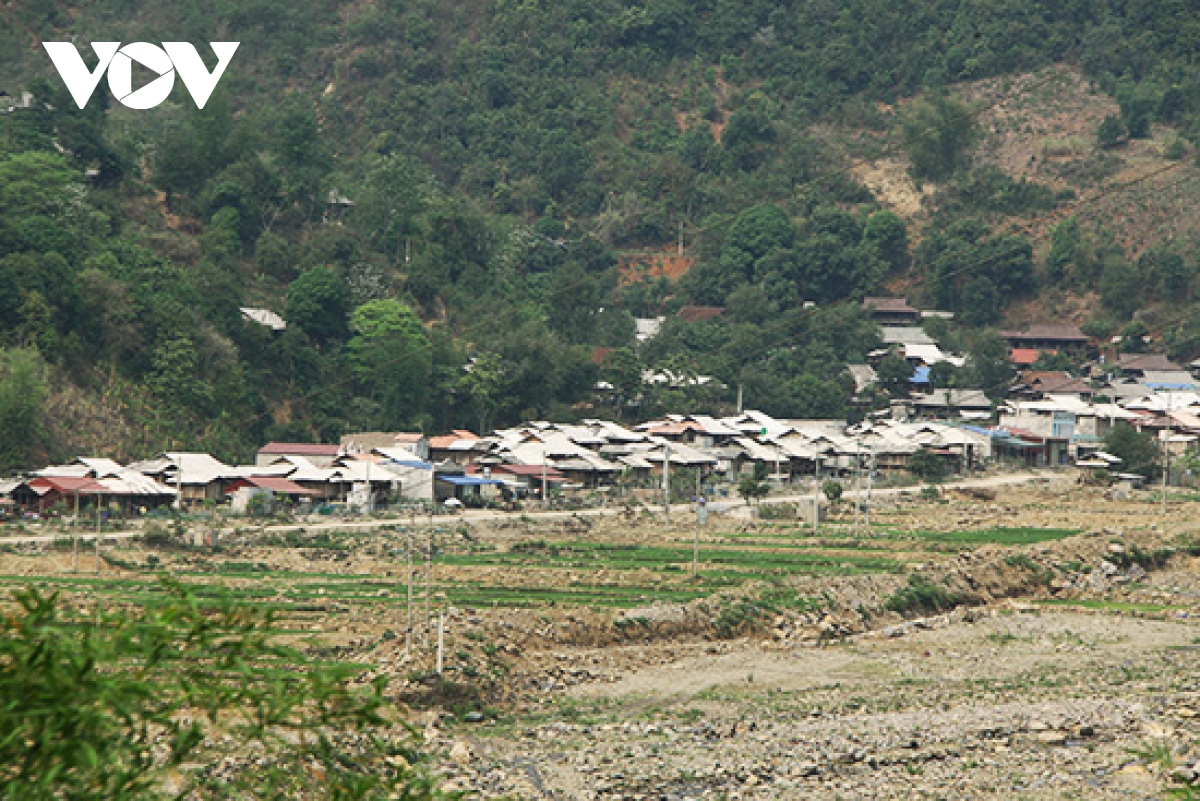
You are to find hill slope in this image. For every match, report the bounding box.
[0,1,1199,466]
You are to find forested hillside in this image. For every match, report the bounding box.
[1,0,1199,467]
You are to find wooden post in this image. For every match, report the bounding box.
[436,611,445,674]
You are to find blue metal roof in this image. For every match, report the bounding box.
[385,459,433,470]
[437,476,503,486]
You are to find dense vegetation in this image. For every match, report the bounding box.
[1,1,1200,466]
[0,579,451,799]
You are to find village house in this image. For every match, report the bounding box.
[130,452,237,506]
[429,430,486,465]
[340,432,431,461]
[1000,324,1090,356]
[1011,371,1095,401]
[862,297,922,326]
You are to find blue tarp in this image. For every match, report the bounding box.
[910,366,931,383]
[437,476,504,486]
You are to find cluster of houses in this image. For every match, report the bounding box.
[0,415,999,517]
[5,295,1200,517]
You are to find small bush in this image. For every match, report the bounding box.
[758,503,797,520]
[883,575,964,616]
[823,480,844,503]
[1004,554,1053,584]
[714,599,769,637]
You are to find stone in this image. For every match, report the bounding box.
[1036,730,1068,746]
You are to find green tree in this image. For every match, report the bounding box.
[908,448,950,480]
[601,347,643,418]
[0,348,46,470]
[861,210,910,271]
[877,353,915,396]
[1104,423,1160,478]
[287,267,350,343]
[1096,114,1125,148]
[147,336,213,415]
[959,276,1001,325]
[900,94,977,180]
[353,154,434,261]
[964,330,1014,401]
[464,351,504,433]
[720,204,796,281]
[348,299,433,428]
[737,475,770,506]
[1099,257,1141,318]
[0,579,452,799]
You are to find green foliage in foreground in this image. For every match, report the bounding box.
[0,579,458,800]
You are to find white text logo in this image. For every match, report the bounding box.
[43,42,239,110]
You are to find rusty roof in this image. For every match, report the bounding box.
[258,442,341,456]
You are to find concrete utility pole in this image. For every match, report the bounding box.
[853,450,862,534]
[542,450,548,509]
[662,442,671,522]
[424,528,433,646]
[1162,423,1171,518]
[406,533,414,652]
[865,445,875,528]
[813,458,821,536]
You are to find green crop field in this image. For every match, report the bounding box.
[0,523,1085,615]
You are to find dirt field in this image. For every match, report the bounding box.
[5,477,1200,798]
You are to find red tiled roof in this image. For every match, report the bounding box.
[644,421,703,435]
[677,306,725,322]
[591,346,614,365]
[258,442,341,456]
[28,476,108,495]
[229,476,316,495]
[1009,348,1043,365]
[429,430,480,449]
[468,464,565,479]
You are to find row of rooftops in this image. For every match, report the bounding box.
[2,413,1004,506]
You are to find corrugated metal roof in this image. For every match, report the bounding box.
[230,476,316,495]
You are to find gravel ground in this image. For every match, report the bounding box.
[438,607,1200,799]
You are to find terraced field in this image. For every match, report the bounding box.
[0,522,1083,618]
